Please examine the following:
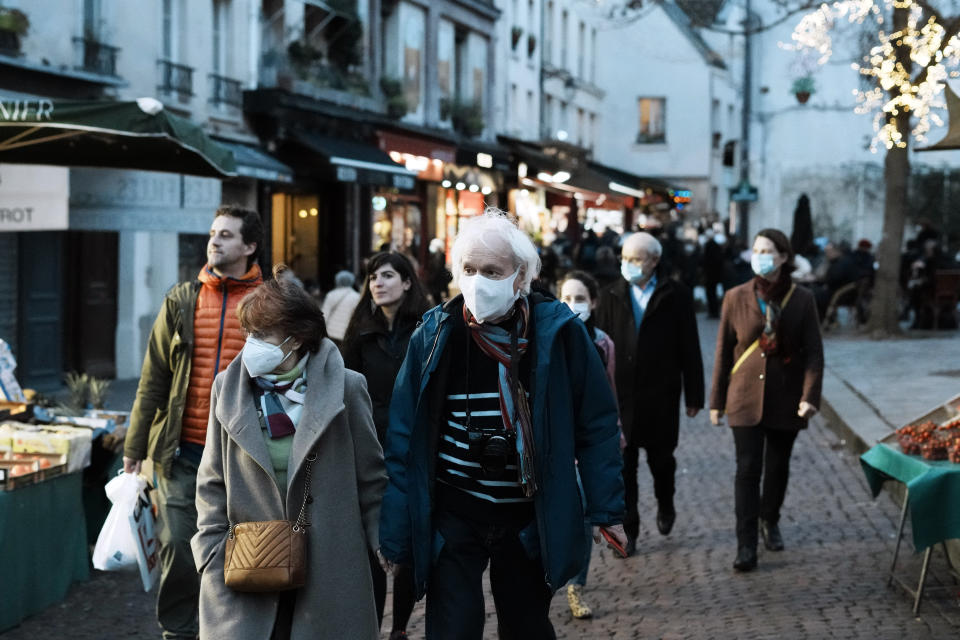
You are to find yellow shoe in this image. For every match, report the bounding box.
[567,584,593,619]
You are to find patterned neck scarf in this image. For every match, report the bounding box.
[462,297,538,497]
[252,354,308,439]
[754,271,793,356]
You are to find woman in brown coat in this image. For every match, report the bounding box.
[192,266,386,640]
[709,229,823,572]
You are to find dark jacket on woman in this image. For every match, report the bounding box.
[710,280,824,430]
[594,273,705,449]
[342,313,418,443]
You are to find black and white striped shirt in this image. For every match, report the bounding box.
[435,318,534,520]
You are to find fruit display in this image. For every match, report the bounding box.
[896,418,960,461]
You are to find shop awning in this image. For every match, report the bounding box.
[589,161,680,198]
[0,97,236,177]
[292,130,417,188]
[456,140,511,172]
[919,84,960,151]
[214,138,293,183]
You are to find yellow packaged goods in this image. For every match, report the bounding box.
[12,425,92,473]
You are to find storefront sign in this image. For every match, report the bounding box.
[0,163,69,231]
[0,99,54,122]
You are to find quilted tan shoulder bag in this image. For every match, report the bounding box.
[224,451,316,592]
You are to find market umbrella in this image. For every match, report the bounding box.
[791,193,814,256]
[918,83,960,151]
[0,97,236,177]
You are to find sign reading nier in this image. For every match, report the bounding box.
[0,164,69,231]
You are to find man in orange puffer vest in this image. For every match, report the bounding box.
[124,206,264,640]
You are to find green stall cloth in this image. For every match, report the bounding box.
[860,444,960,551]
[0,473,90,632]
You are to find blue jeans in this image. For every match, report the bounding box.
[425,510,556,640]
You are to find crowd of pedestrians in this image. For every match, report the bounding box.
[127,202,956,639]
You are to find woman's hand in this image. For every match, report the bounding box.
[798,402,818,419]
[709,409,725,426]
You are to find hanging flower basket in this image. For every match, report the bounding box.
[791,76,815,104]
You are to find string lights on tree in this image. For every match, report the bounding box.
[787,0,960,151]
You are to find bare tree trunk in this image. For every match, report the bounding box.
[867,5,912,337]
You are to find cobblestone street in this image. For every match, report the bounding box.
[4,318,959,639]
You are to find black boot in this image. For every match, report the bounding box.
[733,546,757,572]
[656,503,676,536]
[760,520,784,551]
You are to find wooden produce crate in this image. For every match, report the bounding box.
[0,458,39,490]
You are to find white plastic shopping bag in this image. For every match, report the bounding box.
[93,471,160,591]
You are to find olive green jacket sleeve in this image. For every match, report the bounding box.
[123,282,196,466]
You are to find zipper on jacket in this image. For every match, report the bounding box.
[213,281,228,373]
[420,314,448,379]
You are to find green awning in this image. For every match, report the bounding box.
[919,84,960,151]
[0,97,236,177]
[214,138,293,183]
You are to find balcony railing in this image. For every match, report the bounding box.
[209,74,243,108]
[157,60,193,96]
[73,37,120,76]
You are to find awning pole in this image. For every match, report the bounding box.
[0,129,85,151]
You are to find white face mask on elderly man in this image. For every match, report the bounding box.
[460,270,521,323]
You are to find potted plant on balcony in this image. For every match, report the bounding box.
[511,26,523,50]
[380,76,408,119]
[0,7,29,55]
[791,76,815,104]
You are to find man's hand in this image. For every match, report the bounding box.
[376,548,397,576]
[122,456,142,475]
[685,406,700,418]
[709,409,724,426]
[798,402,818,419]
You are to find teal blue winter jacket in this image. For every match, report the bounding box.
[378,295,624,597]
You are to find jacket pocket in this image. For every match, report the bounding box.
[431,528,445,566]
[517,520,541,561]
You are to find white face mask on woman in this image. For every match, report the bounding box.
[241,335,293,377]
[568,301,591,322]
[459,269,520,323]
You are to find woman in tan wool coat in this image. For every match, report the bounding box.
[192,266,386,640]
[709,229,823,573]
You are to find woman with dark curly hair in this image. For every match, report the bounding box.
[342,252,429,639]
[192,264,386,640]
[710,229,824,573]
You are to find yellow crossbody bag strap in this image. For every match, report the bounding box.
[730,284,796,376]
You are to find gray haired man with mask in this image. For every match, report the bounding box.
[378,210,626,639]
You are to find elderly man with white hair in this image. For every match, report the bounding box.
[378,209,626,639]
[594,231,705,556]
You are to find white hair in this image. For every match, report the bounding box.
[624,231,663,259]
[450,208,541,295]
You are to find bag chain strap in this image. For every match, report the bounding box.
[292,451,317,533]
[228,450,317,539]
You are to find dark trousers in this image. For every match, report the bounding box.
[154,456,200,639]
[370,551,417,633]
[706,279,721,317]
[425,511,556,640]
[732,426,799,548]
[622,443,676,540]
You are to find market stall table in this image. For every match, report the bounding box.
[0,472,89,632]
[860,443,960,613]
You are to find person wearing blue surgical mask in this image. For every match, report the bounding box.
[559,270,623,619]
[709,229,824,573]
[594,231,705,556]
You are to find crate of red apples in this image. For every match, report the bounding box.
[896,416,960,462]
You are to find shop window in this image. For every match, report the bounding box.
[636,97,665,144]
